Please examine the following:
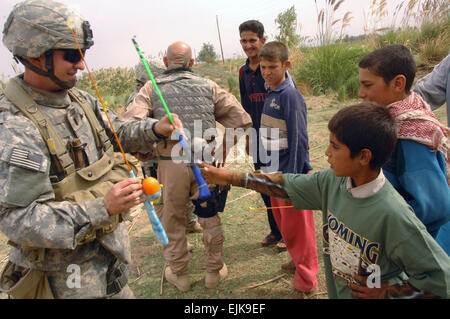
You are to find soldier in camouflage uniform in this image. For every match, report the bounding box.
[0,0,182,299]
[123,41,252,291]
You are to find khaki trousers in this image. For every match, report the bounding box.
[154,142,224,275]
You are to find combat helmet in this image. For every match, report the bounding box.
[135,57,165,84]
[2,0,93,88]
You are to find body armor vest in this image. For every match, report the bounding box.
[3,79,137,248]
[152,70,217,140]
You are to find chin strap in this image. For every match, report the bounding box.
[16,51,76,90]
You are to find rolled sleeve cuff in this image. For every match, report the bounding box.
[86,198,113,229]
[151,121,166,139]
[144,118,163,144]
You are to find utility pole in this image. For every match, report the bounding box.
[216,15,225,64]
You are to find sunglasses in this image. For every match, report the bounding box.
[61,49,86,63]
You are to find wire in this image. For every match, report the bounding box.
[68,20,132,172]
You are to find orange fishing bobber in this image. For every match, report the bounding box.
[142,177,162,201]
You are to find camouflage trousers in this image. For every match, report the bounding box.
[46,246,134,299]
[185,201,198,229]
[106,284,135,299]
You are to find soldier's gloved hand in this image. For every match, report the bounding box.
[154,114,184,137]
[104,178,145,216]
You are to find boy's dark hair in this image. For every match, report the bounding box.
[239,20,265,39]
[258,41,289,63]
[358,44,416,92]
[328,102,397,170]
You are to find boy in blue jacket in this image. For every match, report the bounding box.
[358,44,450,254]
[257,41,319,293]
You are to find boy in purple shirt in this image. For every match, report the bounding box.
[238,20,283,248]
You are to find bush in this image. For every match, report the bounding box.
[417,18,450,63]
[373,29,421,50]
[227,76,240,100]
[197,43,217,63]
[294,42,371,100]
[373,17,450,63]
[76,67,135,110]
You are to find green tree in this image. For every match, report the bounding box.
[197,43,217,63]
[275,5,300,48]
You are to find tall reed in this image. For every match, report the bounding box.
[366,0,449,62]
[294,0,367,101]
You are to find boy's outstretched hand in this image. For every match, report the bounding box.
[350,274,436,299]
[198,163,233,186]
[349,274,390,299]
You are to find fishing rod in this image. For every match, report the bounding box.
[248,205,294,211]
[67,20,168,245]
[131,37,211,202]
[248,206,316,211]
[67,19,133,173]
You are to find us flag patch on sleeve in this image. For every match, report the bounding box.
[9,148,43,172]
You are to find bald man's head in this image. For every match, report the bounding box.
[165,41,194,67]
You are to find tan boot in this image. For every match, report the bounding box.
[205,263,228,289]
[164,267,190,292]
[187,241,194,252]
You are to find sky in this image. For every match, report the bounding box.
[0,0,402,78]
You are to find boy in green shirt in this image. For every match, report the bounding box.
[199,102,450,298]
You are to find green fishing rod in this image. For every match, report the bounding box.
[131,37,211,201]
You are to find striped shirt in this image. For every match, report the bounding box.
[261,74,311,174]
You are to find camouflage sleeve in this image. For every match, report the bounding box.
[232,171,289,199]
[413,54,449,109]
[0,102,111,249]
[78,89,160,154]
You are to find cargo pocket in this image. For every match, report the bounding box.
[0,261,54,299]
